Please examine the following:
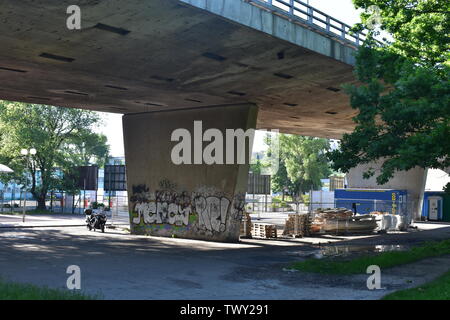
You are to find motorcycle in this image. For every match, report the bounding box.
[85,209,107,233]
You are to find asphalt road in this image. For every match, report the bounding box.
[1,222,450,300]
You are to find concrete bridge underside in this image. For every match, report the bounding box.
[0,0,357,139]
[0,0,426,241]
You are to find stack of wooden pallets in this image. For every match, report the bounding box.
[251,223,277,239]
[283,214,310,237]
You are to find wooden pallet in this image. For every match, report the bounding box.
[283,214,310,237]
[251,223,277,239]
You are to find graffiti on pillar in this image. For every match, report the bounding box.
[193,193,230,233]
[130,181,245,235]
[130,184,151,202]
[131,183,191,227]
[230,192,246,221]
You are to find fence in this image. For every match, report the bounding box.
[0,189,130,224]
[245,197,417,216]
[245,197,418,233]
[245,197,308,214]
[249,0,368,46]
[0,190,46,214]
[1,189,418,229]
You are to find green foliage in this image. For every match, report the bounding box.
[328,0,450,190]
[290,239,450,275]
[0,278,98,300]
[383,269,450,300]
[65,130,109,167]
[270,159,293,197]
[0,101,110,208]
[353,0,449,67]
[271,135,331,199]
[270,199,290,209]
[250,159,262,175]
[91,202,105,209]
[301,194,310,205]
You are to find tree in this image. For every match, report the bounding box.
[270,135,331,200]
[271,159,295,201]
[328,0,450,189]
[63,130,109,167]
[250,157,263,175]
[0,101,110,209]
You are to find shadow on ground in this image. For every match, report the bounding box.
[1,223,449,299]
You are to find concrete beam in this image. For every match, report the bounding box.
[123,103,257,242]
[181,0,356,65]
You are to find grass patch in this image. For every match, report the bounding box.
[383,269,450,300]
[290,239,450,275]
[0,278,98,300]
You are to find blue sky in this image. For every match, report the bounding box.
[97,0,361,157]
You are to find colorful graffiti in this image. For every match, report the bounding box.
[130,182,244,235]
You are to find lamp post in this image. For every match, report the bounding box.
[20,148,37,223]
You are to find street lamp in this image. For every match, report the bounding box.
[20,148,37,222]
[21,148,37,156]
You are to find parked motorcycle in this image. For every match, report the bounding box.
[85,209,107,233]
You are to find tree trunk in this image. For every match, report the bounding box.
[36,195,46,210]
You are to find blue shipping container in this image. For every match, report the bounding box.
[334,189,408,215]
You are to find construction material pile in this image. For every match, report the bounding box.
[251,223,277,239]
[240,212,252,238]
[283,214,310,237]
[310,208,377,234]
[370,211,390,215]
[313,208,354,220]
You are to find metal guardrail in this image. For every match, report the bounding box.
[248,0,367,46]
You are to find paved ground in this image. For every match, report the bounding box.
[0,211,287,228]
[1,221,450,300]
[0,210,306,229]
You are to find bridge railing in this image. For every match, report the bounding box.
[249,0,368,46]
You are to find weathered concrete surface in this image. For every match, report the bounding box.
[0,0,358,138]
[123,104,257,242]
[347,162,428,220]
[180,0,356,65]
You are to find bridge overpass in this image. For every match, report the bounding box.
[0,0,361,138]
[0,0,426,241]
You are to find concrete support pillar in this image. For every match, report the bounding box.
[347,162,428,222]
[123,104,258,242]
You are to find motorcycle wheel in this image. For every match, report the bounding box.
[87,225,92,231]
